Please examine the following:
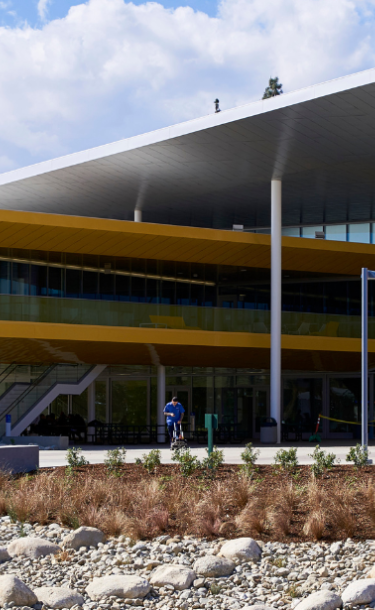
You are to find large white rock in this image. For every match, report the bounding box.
[0,575,37,606]
[7,536,60,559]
[342,579,375,606]
[294,591,343,610]
[219,537,261,562]
[193,556,235,577]
[34,586,84,609]
[86,575,150,600]
[150,565,196,590]
[62,526,104,549]
[0,547,10,562]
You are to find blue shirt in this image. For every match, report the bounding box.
[164,401,185,425]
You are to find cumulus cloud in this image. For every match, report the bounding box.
[0,0,375,171]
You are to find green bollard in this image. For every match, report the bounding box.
[205,413,218,455]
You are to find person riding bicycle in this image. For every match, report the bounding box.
[164,396,185,446]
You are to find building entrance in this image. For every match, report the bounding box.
[221,387,269,439]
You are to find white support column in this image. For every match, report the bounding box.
[157,364,166,442]
[87,381,95,423]
[271,179,282,443]
[134,209,142,222]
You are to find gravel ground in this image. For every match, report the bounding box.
[1,518,375,610]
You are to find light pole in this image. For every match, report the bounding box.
[361,268,375,449]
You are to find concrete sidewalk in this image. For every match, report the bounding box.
[39,443,374,468]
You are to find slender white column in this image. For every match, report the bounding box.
[87,381,95,422]
[134,209,142,222]
[157,364,166,442]
[271,179,282,443]
[362,268,368,449]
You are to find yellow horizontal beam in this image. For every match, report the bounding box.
[0,320,371,371]
[0,209,374,274]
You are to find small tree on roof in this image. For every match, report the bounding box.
[262,77,283,99]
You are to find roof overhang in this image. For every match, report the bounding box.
[1,70,375,228]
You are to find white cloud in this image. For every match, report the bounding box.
[37,0,52,21]
[0,0,375,169]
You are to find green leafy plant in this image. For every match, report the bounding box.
[272,557,286,568]
[346,443,369,468]
[104,447,127,476]
[309,445,338,477]
[274,447,298,471]
[172,447,201,477]
[201,446,224,473]
[141,449,162,473]
[240,443,260,476]
[66,447,89,469]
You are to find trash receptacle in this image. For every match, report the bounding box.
[260,417,277,443]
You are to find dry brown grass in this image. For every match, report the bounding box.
[0,465,372,541]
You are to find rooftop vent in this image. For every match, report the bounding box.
[214,99,221,113]
[315,231,325,239]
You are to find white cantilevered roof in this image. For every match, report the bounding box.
[1,68,375,229]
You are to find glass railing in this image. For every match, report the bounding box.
[0,363,92,436]
[0,294,371,339]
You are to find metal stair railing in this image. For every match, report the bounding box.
[0,364,92,436]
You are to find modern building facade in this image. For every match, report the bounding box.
[1,69,375,442]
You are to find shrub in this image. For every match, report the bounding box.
[274,447,298,471]
[141,449,162,473]
[309,445,338,477]
[66,447,89,469]
[346,443,369,468]
[104,448,127,476]
[240,443,260,476]
[172,447,201,477]
[201,446,224,473]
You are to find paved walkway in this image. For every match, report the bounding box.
[39,442,374,468]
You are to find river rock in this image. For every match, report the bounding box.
[242,606,275,610]
[150,565,196,590]
[0,547,10,562]
[193,555,235,577]
[34,587,84,609]
[219,537,261,562]
[0,575,38,606]
[294,591,343,610]
[86,575,150,600]
[342,579,375,606]
[62,526,104,549]
[7,536,60,558]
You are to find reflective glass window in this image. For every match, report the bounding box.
[99,273,114,300]
[0,262,10,294]
[82,271,98,299]
[348,223,370,243]
[329,377,360,434]
[30,265,47,296]
[48,267,63,297]
[66,269,81,298]
[282,227,300,237]
[325,225,347,241]
[301,226,323,238]
[131,276,145,302]
[111,379,148,425]
[116,274,130,301]
[12,263,29,295]
[283,378,322,431]
[146,278,159,303]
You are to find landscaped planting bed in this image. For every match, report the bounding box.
[2,462,375,542]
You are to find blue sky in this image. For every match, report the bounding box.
[0,0,218,26]
[0,0,374,173]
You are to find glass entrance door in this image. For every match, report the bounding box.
[111,378,149,425]
[166,386,191,418]
[254,388,269,437]
[221,387,253,438]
